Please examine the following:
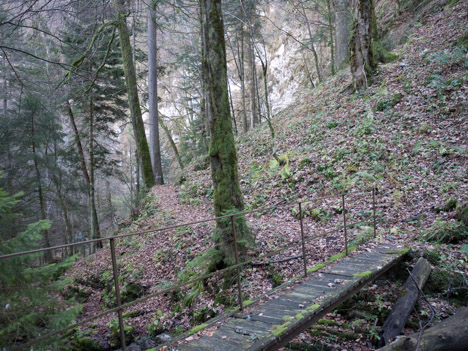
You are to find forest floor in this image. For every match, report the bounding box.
[64,0,467,350]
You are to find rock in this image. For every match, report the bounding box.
[156,333,172,343]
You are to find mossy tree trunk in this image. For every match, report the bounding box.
[88,96,102,250]
[200,0,255,267]
[114,0,155,189]
[199,3,211,146]
[350,0,375,90]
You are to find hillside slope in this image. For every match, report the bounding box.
[65,1,467,350]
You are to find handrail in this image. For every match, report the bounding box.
[0,190,371,261]
[6,188,379,350]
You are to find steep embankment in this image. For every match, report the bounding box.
[65,1,467,349]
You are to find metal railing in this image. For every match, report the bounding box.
[1,188,379,351]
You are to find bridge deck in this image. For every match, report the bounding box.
[178,243,407,351]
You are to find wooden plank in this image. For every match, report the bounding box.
[192,329,251,350]
[178,343,208,351]
[250,313,284,325]
[280,294,315,304]
[179,243,407,351]
[223,318,272,337]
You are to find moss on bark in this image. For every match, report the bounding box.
[114,0,154,188]
[201,0,255,267]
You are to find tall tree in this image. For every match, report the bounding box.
[148,4,164,185]
[200,0,255,267]
[114,0,155,189]
[350,0,375,90]
[334,0,351,69]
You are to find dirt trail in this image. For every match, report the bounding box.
[151,184,211,225]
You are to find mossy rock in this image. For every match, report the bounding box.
[63,329,101,351]
[373,40,399,63]
[73,337,101,351]
[455,203,468,225]
[75,274,106,290]
[63,285,92,303]
[121,282,145,303]
[192,307,217,323]
[424,269,467,303]
[422,249,441,265]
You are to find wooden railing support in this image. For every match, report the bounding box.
[342,194,348,256]
[372,188,377,238]
[110,238,126,351]
[299,202,307,277]
[231,215,243,311]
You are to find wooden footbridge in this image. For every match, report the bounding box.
[2,189,411,351]
[178,243,407,351]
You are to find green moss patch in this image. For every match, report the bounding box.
[353,271,373,279]
[187,323,208,335]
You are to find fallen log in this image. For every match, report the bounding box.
[377,307,468,351]
[379,257,432,345]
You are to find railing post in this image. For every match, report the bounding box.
[372,187,377,238]
[299,202,307,277]
[342,194,348,256]
[110,238,126,351]
[231,215,243,311]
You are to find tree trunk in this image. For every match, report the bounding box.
[31,112,52,262]
[227,81,238,134]
[199,2,211,144]
[2,57,7,117]
[247,31,258,129]
[301,51,316,88]
[66,100,100,249]
[88,97,102,250]
[52,143,73,256]
[200,0,255,266]
[334,0,351,69]
[300,0,323,83]
[114,0,155,189]
[350,0,375,90]
[378,307,468,351]
[66,101,90,184]
[148,6,164,185]
[239,28,248,133]
[327,0,336,75]
[379,258,432,345]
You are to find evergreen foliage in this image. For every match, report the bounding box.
[0,187,81,348]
